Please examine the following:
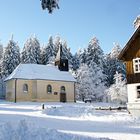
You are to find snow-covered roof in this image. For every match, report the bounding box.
[5,64,76,82]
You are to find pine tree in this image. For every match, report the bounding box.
[78,48,87,64]
[72,52,80,71]
[32,36,41,64]
[21,36,41,64]
[0,43,3,77]
[105,43,126,86]
[86,37,104,69]
[1,36,20,77]
[76,64,93,101]
[21,37,36,64]
[53,35,61,55]
[41,36,55,64]
[76,62,107,102]
[72,48,84,71]
[62,40,73,69]
[0,43,3,60]
[40,0,59,13]
[89,62,107,101]
[110,43,121,59]
[106,71,127,104]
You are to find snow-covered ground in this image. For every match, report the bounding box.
[0,101,140,140]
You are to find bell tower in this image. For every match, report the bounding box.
[55,43,69,71]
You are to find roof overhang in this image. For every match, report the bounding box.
[118,25,140,61]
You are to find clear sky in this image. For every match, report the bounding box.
[0,0,139,54]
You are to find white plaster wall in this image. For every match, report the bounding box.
[127,83,140,117]
[127,102,140,117]
[36,80,75,102]
[6,80,15,101]
[6,79,75,102]
[127,83,140,102]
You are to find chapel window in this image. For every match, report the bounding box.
[47,85,52,94]
[61,86,66,93]
[23,84,28,93]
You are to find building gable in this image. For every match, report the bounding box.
[119,26,140,84]
[119,26,140,61]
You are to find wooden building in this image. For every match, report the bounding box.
[119,26,140,116]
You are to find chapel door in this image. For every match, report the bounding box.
[60,93,66,102]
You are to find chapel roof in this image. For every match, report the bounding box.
[5,64,76,82]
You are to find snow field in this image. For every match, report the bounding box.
[0,101,140,140]
[0,120,106,140]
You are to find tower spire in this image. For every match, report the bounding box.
[55,43,69,71]
[55,43,62,61]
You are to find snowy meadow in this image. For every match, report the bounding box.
[0,101,139,140]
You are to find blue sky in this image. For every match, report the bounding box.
[0,0,139,54]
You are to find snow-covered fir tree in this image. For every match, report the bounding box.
[1,36,20,77]
[78,48,87,64]
[0,43,3,60]
[72,52,80,71]
[72,48,85,71]
[89,62,107,101]
[53,35,61,55]
[21,36,41,64]
[40,0,59,13]
[110,43,121,59]
[0,43,3,76]
[76,64,94,101]
[62,40,73,69]
[86,37,104,69]
[105,43,126,86]
[41,36,55,65]
[76,62,106,102]
[105,71,127,104]
[32,36,41,64]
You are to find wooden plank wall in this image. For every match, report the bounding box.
[125,36,140,84]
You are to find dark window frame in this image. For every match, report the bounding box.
[133,58,140,73]
[47,85,52,94]
[23,84,28,93]
[137,86,140,98]
[61,86,66,93]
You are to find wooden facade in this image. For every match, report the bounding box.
[119,26,140,84]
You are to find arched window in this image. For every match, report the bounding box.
[61,86,66,93]
[47,85,52,94]
[23,84,28,93]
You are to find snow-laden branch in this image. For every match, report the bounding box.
[40,0,59,13]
